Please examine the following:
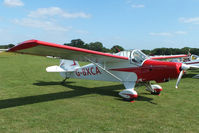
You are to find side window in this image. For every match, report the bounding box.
[130,50,148,65]
[130,50,138,64]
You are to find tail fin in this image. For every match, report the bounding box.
[46,59,80,72]
[60,59,80,71]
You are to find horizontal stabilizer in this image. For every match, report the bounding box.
[46,65,67,72]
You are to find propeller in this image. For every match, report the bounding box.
[175,64,199,88]
[175,70,184,88]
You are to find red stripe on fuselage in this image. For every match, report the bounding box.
[110,59,182,83]
[185,61,199,65]
[151,55,187,60]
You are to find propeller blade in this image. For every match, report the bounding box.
[175,63,199,88]
[188,65,199,69]
[175,70,184,89]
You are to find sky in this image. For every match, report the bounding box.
[0,0,199,50]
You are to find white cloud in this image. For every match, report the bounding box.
[149,32,172,36]
[28,7,91,19]
[75,30,89,35]
[175,31,187,35]
[149,31,187,36]
[179,17,199,24]
[4,0,24,7]
[131,4,145,8]
[14,18,70,32]
[126,1,145,8]
[126,0,132,4]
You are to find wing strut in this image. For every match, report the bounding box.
[85,57,122,82]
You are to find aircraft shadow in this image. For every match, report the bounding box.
[0,81,154,109]
[34,81,75,86]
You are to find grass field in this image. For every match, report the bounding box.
[0,52,199,133]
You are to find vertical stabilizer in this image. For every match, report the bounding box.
[60,59,80,71]
[46,59,80,72]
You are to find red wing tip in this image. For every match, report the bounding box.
[20,39,39,44]
[7,39,39,52]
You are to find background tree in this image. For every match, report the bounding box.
[0,44,15,49]
[88,42,103,52]
[111,45,124,53]
[64,39,88,49]
[63,39,199,55]
[142,49,151,55]
[64,39,111,52]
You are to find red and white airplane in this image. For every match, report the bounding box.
[7,40,197,101]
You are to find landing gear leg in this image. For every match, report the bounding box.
[61,77,69,84]
[144,82,162,95]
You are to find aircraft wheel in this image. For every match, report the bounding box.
[119,89,138,102]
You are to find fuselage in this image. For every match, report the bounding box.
[62,59,182,84]
[109,59,182,83]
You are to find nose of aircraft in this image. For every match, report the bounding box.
[143,59,182,79]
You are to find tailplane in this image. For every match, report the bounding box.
[46,59,80,72]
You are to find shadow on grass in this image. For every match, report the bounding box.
[34,81,75,86]
[183,73,198,79]
[0,81,154,109]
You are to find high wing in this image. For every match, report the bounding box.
[7,40,129,63]
[150,55,188,60]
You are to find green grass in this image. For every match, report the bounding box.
[0,52,199,133]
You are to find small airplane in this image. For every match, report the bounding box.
[7,40,198,102]
[184,54,199,67]
[183,54,199,78]
[170,53,199,78]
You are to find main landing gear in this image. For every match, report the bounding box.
[119,89,138,102]
[144,82,163,95]
[119,82,138,102]
[119,82,163,102]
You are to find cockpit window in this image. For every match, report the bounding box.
[130,50,148,65]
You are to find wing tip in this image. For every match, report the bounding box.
[21,39,39,44]
[7,39,39,52]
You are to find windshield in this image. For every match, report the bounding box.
[131,50,148,64]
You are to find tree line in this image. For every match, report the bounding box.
[0,44,15,49]
[2,39,199,55]
[64,39,124,53]
[65,39,199,55]
[142,47,199,55]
